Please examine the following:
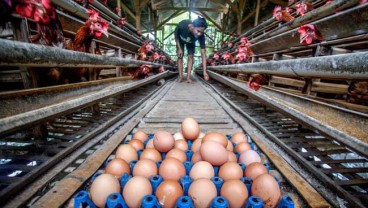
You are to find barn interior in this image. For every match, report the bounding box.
[0,0,367,207]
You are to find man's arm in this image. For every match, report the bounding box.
[201,48,209,80]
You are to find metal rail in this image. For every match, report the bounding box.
[0,39,174,68]
[208,51,368,80]
[0,71,173,136]
[0,79,171,204]
[207,71,368,157]
[204,74,367,207]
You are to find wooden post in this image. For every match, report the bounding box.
[254,0,261,26]
[135,0,142,33]
[117,0,122,16]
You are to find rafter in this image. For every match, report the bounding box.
[240,0,268,25]
[208,0,227,9]
[120,0,136,20]
[196,11,222,31]
[155,7,227,13]
[152,0,170,9]
[156,10,184,29]
[140,0,151,9]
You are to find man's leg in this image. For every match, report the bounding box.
[187,54,193,83]
[177,58,183,82]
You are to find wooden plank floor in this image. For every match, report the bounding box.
[136,81,242,134]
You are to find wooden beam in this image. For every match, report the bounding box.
[140,0,151,9]
[157,10,184,29]
[120,0,136,20]
[240,0,268,25]
[197,11,222,31]
[135,0,141,32]
[156,7,227,13]
[152,0,170,9]
[163,30,175,41]
[254,0,261,26]
[269,0,288,6]
[224,0,238,14]
[208,0,227,9]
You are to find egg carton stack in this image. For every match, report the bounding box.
[74,118,295,208]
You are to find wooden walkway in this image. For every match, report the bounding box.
[135,80,242,134]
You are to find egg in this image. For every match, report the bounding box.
[123,176,152,208]
[227,151,237,162]
[188,178,217,208]
[133,159,158,178]
[153,130,175,152]
[115,144,138,163]
[156,180,184,208]
[189,161,215,180]
[226,140,234,151]
[173,132,185,140]
[218,162,243,181]
[105,158,130,178]
[245,162,268,180]
[231,132,247,144]
[220,179,248,208]
[235,142,252,154]
[200,141,228,166]
[166,148,187,162]
[145,139,154,148]
[159,158,186,181]
[140,148,162,162]
[89,174,120,207]
[239,150,261,166]
[128,139,144,151]
[198,132,205,139]
[191,151,202,163]
[181,118,200,140]
[191,138,203,152]
[251,174,281,208]
[175,139,189,151]
[133,130,148,143]
[202,132,228,147]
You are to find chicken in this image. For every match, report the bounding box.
[346,81,368,106]
[221,52,235,65]
[137,41,154,61]
[297,24,323,45]
[132,65,152,79]
[273,6,294,22]
[247,74,269,91]
[236,37,253,63]
[62,9,109,83]
[295,2,313,16]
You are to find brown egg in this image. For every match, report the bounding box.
[175,140,189,151]
[146,139,154,148]
[227,151,237,162]
[133,130,148,143]
[115,144,138,163]
[198,132,205,139]
[220,180,248,208]
[235,142,252,154]
[200,141,228,166]
[181,117,200,140]
[202,132,228,147]
[188,178,217,208]
[159,158,186,181]
[153,130,175,153]
[173,132,185,140]
[123,176,152,208]
[189,161,215,180]
[156,180,184,208]
[90,174,120,207]
[105,158,130,178]
[251,174,281,208]
[140,148,162,162]
[239,150,261,166]
[226,140,234,151]
[231,132,247,145]
[191,138,202,152]
[166,148,187,162]
[191,151,202,163]
[133,159,158,178]
[218,162,243,181]
[129,139,144,151]
[245,162,268,180]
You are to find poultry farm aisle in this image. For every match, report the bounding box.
[136,78,243,134]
